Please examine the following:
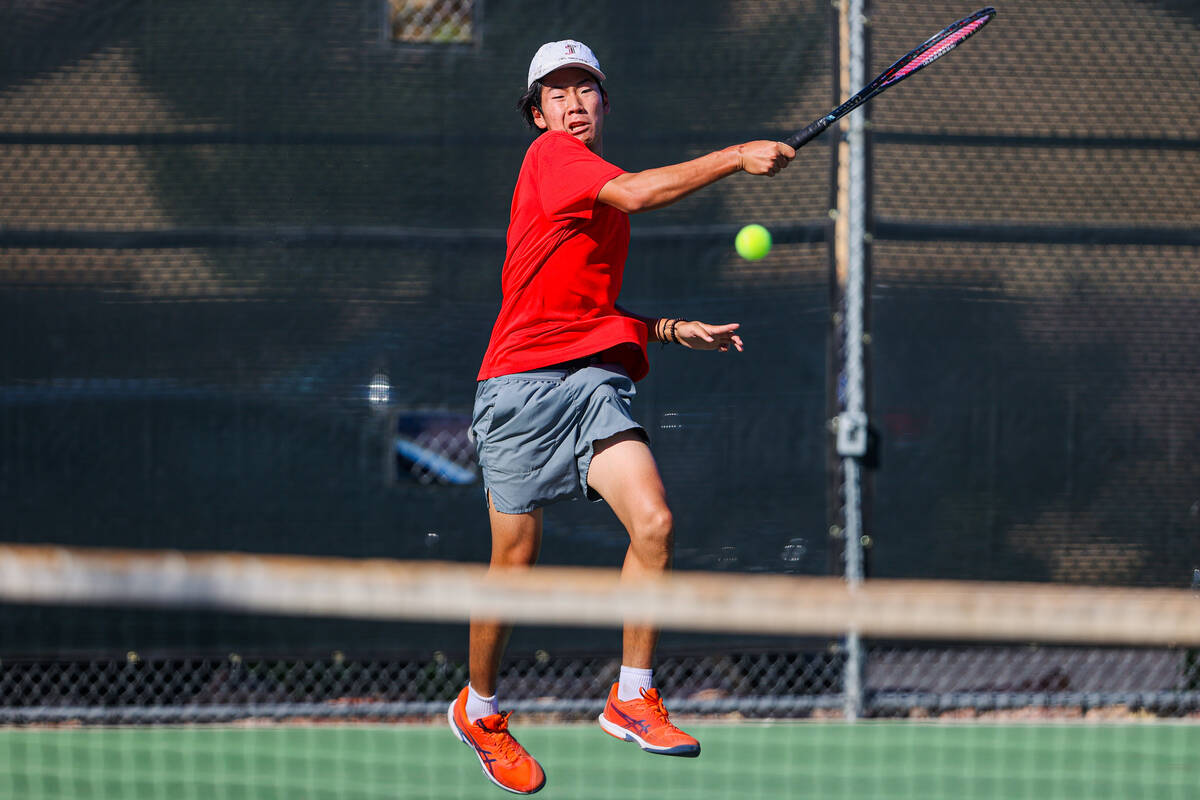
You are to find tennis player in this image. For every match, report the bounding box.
[448,39,795,794]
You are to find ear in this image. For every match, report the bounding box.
[531,105,548,131]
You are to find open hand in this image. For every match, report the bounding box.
[675,321,743,352]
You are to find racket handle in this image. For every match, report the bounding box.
[783,116,835,150]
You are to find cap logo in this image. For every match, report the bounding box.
[564,44,576,55]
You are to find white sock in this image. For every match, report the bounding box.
[617,666,654,702]
[465,684,499,723]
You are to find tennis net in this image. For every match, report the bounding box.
[1,543,1198,799]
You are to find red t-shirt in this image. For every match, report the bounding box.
[477,131,650,382]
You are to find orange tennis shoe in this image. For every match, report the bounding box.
[597,683,701,757]
[448,687,546,794]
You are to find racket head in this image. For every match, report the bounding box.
[783,7,995,151]
[875,7,996,91]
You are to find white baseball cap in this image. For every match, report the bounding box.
[526,40,606,88]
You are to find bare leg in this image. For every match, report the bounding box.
[586,430,673,670]
[469,495,542,696]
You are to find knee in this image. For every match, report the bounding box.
[631,507,674,566]
[491,536,539,567]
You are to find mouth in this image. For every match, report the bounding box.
[567,120,591,134]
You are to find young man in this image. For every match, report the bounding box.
[448,40,795,794]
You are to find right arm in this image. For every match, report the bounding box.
[597,140,795,214]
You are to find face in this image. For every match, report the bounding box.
[531,67,608,152]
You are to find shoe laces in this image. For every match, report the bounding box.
[476,711,523,761]
[639,688,672,726]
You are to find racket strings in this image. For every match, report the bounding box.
[891,16,992,82]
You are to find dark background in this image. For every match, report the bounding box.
[1,0,1196,659]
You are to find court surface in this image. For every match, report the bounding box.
[3,720,1197,799]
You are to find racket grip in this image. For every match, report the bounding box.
[783,116,834,150]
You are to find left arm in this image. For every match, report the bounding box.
[615,304,663,342]
[616,305,743,352]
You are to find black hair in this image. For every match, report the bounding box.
[517,79,608,133]
[517,81,545,130]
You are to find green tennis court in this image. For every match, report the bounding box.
[3,721,1197,799]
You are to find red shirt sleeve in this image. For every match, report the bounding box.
[534,132,624,220]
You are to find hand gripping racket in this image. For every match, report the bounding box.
[784,7,996,150]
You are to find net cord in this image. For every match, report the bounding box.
[1,544,1198,646]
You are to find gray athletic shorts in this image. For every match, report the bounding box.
[471,361,647,514]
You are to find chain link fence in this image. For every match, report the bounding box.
[4,644,1196,723]
[390,0,476,44]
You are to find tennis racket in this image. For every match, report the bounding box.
[784,6,996,150]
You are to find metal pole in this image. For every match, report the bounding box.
[839,0,868,722]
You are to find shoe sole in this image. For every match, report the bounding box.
[447,701,547,795]
[597,712,701,757]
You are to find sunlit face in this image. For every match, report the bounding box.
[531,67,608,152]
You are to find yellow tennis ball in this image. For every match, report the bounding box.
[735,224,772,261]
